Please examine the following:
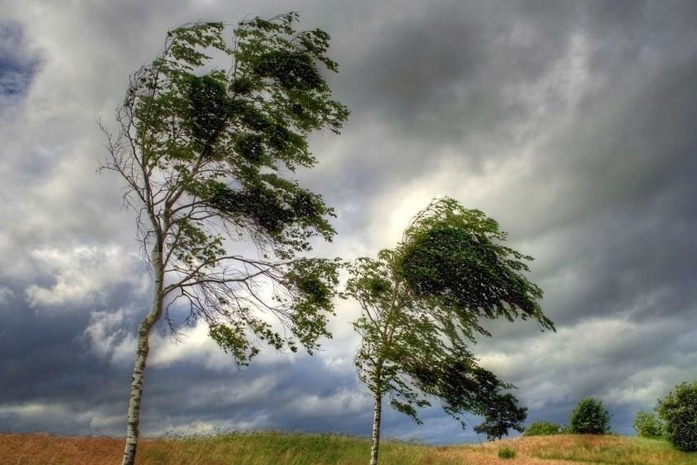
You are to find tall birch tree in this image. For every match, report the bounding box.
[345,197,554,465]
[102,14,348,465]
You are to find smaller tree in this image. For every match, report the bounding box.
[657,380,697,451]
[633,411,664,438]
[569,398,611,434]
[345,198,554,465]
[474,392,527,440]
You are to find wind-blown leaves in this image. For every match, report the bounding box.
[398,197,554,331]
[107,13,349,356]
[345,197,553,465]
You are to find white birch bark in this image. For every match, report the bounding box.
[368,360,385,465]
[122,244,164,465]
[369,390,383,465]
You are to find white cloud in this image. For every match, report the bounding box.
[84,306,138,365]
[149,322,229,370]
[26,245,147,308]
[604,368,676,406]
[0,402,60,418]
[478,315,688,411]
[0,286,14,305]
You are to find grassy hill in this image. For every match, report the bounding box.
[2,431,697,465]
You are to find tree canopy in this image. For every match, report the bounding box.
[569,398,611,434]
[397,197,554,333]
[103,13,348,465]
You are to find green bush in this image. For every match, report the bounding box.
[633,411,664,438]
[658,380,697,451]
[569,398,611,434]
[523,421,565,436]
[498,446,516,459]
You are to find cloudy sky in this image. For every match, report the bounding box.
[2,0,697,445]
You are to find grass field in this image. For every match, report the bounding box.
[2,431,697,465]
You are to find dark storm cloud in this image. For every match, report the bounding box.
[0,289,133,434]
[530,56,697,230]
[133,355,482,444]
[330,0,697,208]
[514,38,697,328]
[125,354,373,437]
[322,1,594,208]
[0,241,150,435]
[347,1,577,137]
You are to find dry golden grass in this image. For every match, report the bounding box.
[2,432,697,465]
[434,436,605,465]
[0,433,122,465]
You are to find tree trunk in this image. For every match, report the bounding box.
[121,322,152,465]
[122,245,164,465]
[369,390,383,465]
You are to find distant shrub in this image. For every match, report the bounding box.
[498,446,516,459]
[658,380,697,451]
[633,411,664,438]
[570,398,611,434]
[523,421,565,437]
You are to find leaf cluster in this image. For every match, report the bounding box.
[397,197,554,335]
[633,411,665,438]
[419,359,528,439]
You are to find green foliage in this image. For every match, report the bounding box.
[498,446,516,459]
[524,421,565,436]
[397,198,554,334]
[658,380,697,451]
[106,12,349,364]
[474,392,527,441]
[633,411,665,438]
[570,398,611,434]
[419,361,510,425]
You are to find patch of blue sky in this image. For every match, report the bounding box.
[0,21,40,98]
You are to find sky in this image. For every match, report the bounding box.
[1,0,697,445]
